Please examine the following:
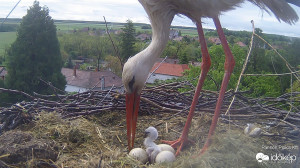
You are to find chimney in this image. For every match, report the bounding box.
[100,77,105,90]
[174,60,177,64]
[73,66,77,77]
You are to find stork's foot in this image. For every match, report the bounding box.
[161,137,195,156]
[198,138,212,156]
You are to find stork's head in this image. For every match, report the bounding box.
[144,126,158,141]
[122,52,154,151]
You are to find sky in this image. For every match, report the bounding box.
[1,0,300,37]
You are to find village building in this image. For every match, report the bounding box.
[147,62,189,83]
[169,29,180,40]
[236,41,247,47]
[136,33,152,41]
[61,68,122,93]
[208,37,221,45]
[156,58,179,64]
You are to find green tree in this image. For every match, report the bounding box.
[5,1,66,94]
[179,50,188,64]
[105,55,122,76]
[250,28,265,72]
[183,45,245,91]
[120,20,136,64]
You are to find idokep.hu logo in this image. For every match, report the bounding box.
[256,152,297,163]
[270,153,297,163]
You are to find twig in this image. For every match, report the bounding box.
[253,30,300,82]
[146,55,168,83]
[0,87,35,100]
[225,20,255,115]
[243,70,300,76]
[103,16,123,68]
[96,85,114,106]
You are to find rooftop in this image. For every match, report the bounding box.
[150,62,189,77]
[61,68,122,89]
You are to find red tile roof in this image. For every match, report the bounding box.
[61,68,122,89]
[208,37,221,44]
[236,41,247,47]
[150,63,189,77]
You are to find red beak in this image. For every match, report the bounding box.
[125,91,141,151]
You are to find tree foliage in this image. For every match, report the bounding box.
[105,55,122,76]
[5,1,66,94]
[120,20,136,64]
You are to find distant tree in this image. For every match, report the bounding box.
[120,19,136,64]
[178,30,182,36]
[249,28,265,72]
[284,39,300,67]
[182,36,191,43]
[253,28,264,48]
[179,50,189,64]
[227,35,235,45]
[5,1,66,94]
[141,25,151,29]
[105,55,122,76]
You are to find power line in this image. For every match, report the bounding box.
[0,0,22,29]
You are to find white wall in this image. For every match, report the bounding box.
[65,85,88,93]
[147,73,178,83]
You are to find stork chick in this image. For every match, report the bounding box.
[144,126,176,164]
[144,126,161,163]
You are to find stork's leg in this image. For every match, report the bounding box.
[199,17,235,155]
[162,20,211,156]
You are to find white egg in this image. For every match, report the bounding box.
[244,123,255,134]
[157,144,175,154]
[249,127,262,137]
[155,151,176,163]
[244,123,262,137]
[128,148,148,164]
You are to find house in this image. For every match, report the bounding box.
[169,29,179,39]
[136,33,151,41]
[156,58,179,64]
[147,62,189,83]
[236,41,247,47]
[208,37,221,45]
[61,68,122,93]
[0,66,7,80]
[71,59,85,67]
[114,29,123,35]
[81,27,90,32]
[173,36,183,41]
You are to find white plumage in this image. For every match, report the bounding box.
[122,0,299,95]
[144,127,176,163]
[123,0,299,156]
[144,127,162,163]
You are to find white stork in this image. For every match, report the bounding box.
[122,0,300,156]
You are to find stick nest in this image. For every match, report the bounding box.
[0,81,299,167]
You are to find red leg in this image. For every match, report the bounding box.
[162,19,211,156]
[199,17,235,155]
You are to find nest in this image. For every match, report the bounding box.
[0,81,299,167]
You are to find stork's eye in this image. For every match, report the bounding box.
[144,131,150,137]
[128,76,135,92]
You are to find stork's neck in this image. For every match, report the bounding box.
[144,137,157,148]
[139,1,175,65]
